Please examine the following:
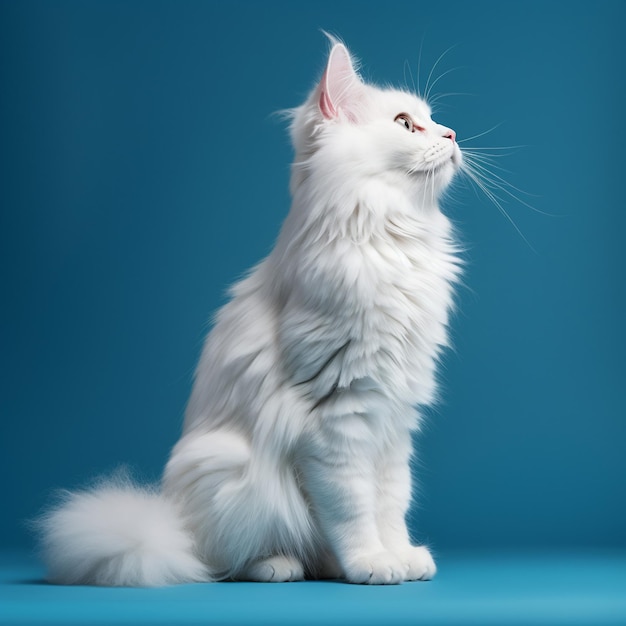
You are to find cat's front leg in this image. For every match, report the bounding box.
[298,421,406,585]
[376,437,436,581]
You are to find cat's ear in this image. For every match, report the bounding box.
[319,43,363,121]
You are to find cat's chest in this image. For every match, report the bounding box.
[277,210,458,406]
[336,225,457,401]
[349,225,455,327]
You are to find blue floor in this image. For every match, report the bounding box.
[2,549,625,625]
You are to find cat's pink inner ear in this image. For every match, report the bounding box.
[319,69,337,119]
[319,43,360,120]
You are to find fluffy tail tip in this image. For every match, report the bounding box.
[37,476,208,587]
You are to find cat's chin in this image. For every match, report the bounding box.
[411,158,458,183]
[405,160,458,200]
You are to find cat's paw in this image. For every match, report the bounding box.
[240,555,305,582]
[394,545,437,581]
[344,551,405,585]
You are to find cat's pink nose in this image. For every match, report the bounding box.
[445,129,456,143]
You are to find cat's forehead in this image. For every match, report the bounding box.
[375,89,432,120]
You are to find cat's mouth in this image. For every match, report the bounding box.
[412,145,461,176]
[436,150,462,173]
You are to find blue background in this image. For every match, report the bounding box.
[1,0,625,561]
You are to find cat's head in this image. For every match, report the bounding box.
[290,42,462,203]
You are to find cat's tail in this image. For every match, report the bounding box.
[37,472,209,587]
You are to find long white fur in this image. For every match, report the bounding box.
[39,40,462,586]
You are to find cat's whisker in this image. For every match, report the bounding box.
[461,152,515,175]
[419,167,429,206]
[427,92,476,108]
[404,59,417,94]
[465,164,530,202]
[430,168,436,204]
[416,36,425,98]
[422,167,434,206]
[423,43,461,99]
[462,154,537,197]
[463,148,515,163]
[425,67,466,104]
[457,123,504,144]
[460,162,537,252]
[461,158,514,200]
[462,152,561,219]
[466,162,556,218]
[460,145,528,151]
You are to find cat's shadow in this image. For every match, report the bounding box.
[14,577,347,586]
[14,578,48,585]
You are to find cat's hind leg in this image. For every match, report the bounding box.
[239,555,305,582]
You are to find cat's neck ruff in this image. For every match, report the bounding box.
[268,170,461,424]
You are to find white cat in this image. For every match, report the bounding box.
[40,40,462,586]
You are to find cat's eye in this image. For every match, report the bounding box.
[395,113,414,132]
[394,113,426,133]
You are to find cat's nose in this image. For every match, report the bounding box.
[444,129,456,143]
